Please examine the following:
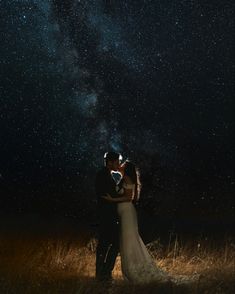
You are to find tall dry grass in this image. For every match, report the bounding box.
[0,231,234,293]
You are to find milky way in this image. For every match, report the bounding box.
[0,1,234,219]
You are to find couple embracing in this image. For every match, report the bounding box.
[94,151,170,285]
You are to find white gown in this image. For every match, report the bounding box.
[116,182,200,285]
[116,182,170,284]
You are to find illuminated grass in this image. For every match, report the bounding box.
[0,233,234,293]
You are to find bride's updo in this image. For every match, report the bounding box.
[123,160,142,203]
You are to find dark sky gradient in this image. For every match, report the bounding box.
[0,1,234,228]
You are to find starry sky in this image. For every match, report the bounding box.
[0,1,234,226]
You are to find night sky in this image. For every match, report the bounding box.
[0,1,234,230]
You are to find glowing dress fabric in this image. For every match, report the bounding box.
[116,182,200,286]
[116,182,170,284]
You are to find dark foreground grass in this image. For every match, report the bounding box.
[0,230,234,293]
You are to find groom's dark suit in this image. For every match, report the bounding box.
[95,166,120,281]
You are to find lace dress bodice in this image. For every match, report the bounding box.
[116,182,135,195]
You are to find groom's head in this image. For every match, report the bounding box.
[104,151,122,171]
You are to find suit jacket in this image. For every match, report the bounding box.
[95,166,120,226]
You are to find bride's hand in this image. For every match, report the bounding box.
[102,194,113,202]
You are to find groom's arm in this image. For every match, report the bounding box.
[103,187,133,203]
[95,171,120,202]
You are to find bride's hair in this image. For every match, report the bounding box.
[123,160,142,203]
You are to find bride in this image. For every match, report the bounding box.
[102,160,171,284]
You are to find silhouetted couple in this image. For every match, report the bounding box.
[95,151,199,285]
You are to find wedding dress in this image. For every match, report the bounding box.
[116,182,170,284]
[116,182,200,285]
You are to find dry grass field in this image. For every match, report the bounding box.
[0,224,234,294]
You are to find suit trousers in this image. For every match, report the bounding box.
[95,220,120,280]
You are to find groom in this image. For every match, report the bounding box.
[95,151,123,282]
